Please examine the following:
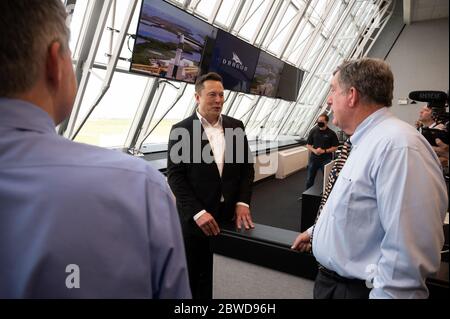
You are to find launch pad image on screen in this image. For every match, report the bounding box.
[130,0,216,83]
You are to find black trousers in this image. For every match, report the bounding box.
[305,157,332,189]
[314,266,371,299]
[183,234,213,299]
[183,203,232,299]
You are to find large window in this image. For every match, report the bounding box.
[73,69,147,147]
[64,0,395,152]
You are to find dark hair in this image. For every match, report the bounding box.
[318,113,329,122]
[0,0,70,97]
[195,72,223,93]
[333,58,394,107]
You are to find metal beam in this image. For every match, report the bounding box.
[64,0,114,138]
[59,0,108,135]
[135,81,168,147]
[280,2,310,59]
[364,2,395,57]
[135,83,188,152]
[352,0,393,58]
[209,0,223,24]
[124,78,159,152]
[226,0,246,32]
[69,0,139,140]
[403,0,412,25]
[257,0,287,48]
[252,0,283,47]
[243,96,262,127]
[233,0,255,35]
[276,0,358,138]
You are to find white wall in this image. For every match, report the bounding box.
[386,18,449,126]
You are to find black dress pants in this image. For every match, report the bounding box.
[183,203,233,299]
[183,234,213,299]
[305,157,332,189]
[314,266,371,299]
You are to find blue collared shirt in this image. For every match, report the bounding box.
[313,107,447,299]
[0,98,191,298]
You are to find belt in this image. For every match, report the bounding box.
[318,265,367,285]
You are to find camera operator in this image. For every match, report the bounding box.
[416,104,446,132]
[409,92,448,165]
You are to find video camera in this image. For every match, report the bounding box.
[409,90,449,146]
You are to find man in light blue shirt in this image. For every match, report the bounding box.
[292,58,447,298]
[0,0,191,298]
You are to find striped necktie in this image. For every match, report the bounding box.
[310,138,352,247]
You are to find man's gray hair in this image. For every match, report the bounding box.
[333,58,394,107]
[0,0,70,97]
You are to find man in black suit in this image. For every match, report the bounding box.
[167,72,255,299]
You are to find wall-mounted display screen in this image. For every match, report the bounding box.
[276,63,304,101]
[130,0,216,83]
[250,51,284,98]
[130,0,304,101]
[207,30,259,93]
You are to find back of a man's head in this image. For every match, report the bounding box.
[334,58,394,107]
[0,0,69,97]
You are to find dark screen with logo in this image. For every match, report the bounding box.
[207,30,260,93]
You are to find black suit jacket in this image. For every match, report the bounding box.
[167,114,254,237]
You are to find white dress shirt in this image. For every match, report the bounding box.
[197,110,226,177]
[312,107,447,298]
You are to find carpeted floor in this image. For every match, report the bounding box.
[251,169,323,232]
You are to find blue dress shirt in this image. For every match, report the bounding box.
[0,98,191,298]
[312,107,447,298]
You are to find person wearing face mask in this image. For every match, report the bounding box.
[304,113,339,190]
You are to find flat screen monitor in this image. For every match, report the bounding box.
[130,0,304,101]
[207,29,260,93]
[276,63,304,101]
[250,51,284,98]
[130,0,216,83]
